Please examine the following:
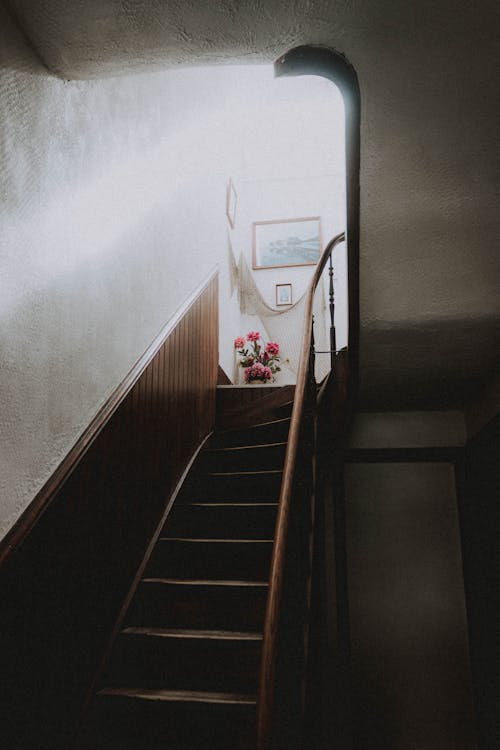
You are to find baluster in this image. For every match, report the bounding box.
[329,250,336,368]
[309,313,317,402]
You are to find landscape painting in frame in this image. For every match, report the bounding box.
[253,217,322,269]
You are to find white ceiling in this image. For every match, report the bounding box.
[8,0,500,408]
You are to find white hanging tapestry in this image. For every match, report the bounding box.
[237,255,330,382]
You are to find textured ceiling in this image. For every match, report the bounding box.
[8,0,500,408]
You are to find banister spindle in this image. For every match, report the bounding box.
[328,250,336,368]
[309,313,316,391]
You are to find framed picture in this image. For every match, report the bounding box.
[276,283,293,306]
[252,216,322,269]
[226,178,237,229]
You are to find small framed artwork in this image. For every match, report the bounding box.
[226,178,237,229]
[253,216,322,269]
[276,283,293,306]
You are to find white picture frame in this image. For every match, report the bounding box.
[276,283,293,306]
[253,216,322,269]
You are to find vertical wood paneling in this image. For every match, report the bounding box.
[0,274,219,750]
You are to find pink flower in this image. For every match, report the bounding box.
[245,363,260,379]
[246,331,260,342]
[265,342,280,357]
[244,362,273,382]
[234,336,245,349]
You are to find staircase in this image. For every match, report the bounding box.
[76,393,292,750]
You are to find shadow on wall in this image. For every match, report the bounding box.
[0,5,54,77]
[359,317,500,410]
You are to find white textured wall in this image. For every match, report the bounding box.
[8,0,500,403]
[0,11,251,539]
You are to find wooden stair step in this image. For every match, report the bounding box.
[145,538,273,580]
[198,441,287,472]
[273,400,294,417]
[209,416,290,448]
[164,502,278,538]
[122,626,262,640]
[182,494,280,506]
[215,384,295,429]
[78,689,256,749]
[104,627,262,692]
[126,578,268,631]
[184,469,283,501]
[99,687,257,704]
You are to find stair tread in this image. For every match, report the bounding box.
[219,416,290,432]
[187,502,278,507]
[159,537,273,543]
[142,577,268,587]
[98,687,257,705]
[207,468,282,476]
[122,627,262,641]
[206,441,287,452]
[189,497,279,503]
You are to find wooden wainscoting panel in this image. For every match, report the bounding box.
[216,385,295,429]
[0,272,218,750]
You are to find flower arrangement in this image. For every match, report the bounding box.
[234,331,281,383]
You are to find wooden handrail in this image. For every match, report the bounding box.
[256,231,346,750]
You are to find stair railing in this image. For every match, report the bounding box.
[256,231,346,750]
